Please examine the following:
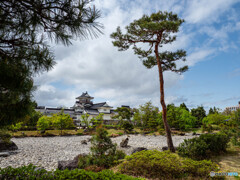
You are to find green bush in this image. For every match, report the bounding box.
[178,133,230,160]
[0,129,12,143]
[121,121,134,133]
[78,126,126,169]
[119,150,217,179]
[0,164,143,180]
[37,116,51,131]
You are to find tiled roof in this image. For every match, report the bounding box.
[76,91,93,99]
[90,102,107,109]
[90,102,112,109]
[45,108,75,115]
[84,109,99,115]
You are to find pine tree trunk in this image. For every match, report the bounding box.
[155,43,175,152]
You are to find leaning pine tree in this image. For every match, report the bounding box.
[111,11,188,152]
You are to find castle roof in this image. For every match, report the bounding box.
[76,91,93,99]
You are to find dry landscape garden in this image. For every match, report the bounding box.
[0,0,240,180]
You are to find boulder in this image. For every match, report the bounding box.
[179,132,185,136]
[81,140,87,145]
[120,136,129,148]
[58,154,86,170]
[0,152,10,157]
[131,147,148,154]
[0,139,18,152]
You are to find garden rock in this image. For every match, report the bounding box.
[81,140,87,145]
[58,154,86,170]
[120,136,129,148]
[0,152,10,157]
[131,147,148,154]
[0,139,18,152]
[179,132,185,136]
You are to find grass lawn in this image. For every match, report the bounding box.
[10,129,84,137]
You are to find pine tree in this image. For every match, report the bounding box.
[111,11,188,152]
[0,0,102,127]
[90,125,118,168]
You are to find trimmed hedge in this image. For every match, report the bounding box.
[119,150,218,179]
[0,164,144,180]
[178,133,230,160]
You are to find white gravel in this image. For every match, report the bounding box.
[0,135,196,171]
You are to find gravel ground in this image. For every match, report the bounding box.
[0,135,196,171]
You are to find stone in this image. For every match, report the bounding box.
[81,140,87,145]
[179,132,185,136]
[0,140,18,152]
[58,154,86,170]
[40,130,45,134]
[131,147,148,154]
[0,152,10,157]
[120,136,129,148]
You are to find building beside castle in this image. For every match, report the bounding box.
[225,101,240,112]
[35,92,118,126]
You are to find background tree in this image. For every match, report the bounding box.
[191,106,206,127]
[111,11,188,152]
[167,104,196,130]
[113,107,132,122]
[52,110,74,135]
[37,116,51,132]
[81,113,91,129]
[0,0,102,127]
[91,113,104,129]
[180,103,189,112]
[209,108,214,115]
[137,101,160,130]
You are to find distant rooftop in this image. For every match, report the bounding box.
[76,91,94,99]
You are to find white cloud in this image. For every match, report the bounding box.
[33,0,240,110]
[184,0,239,24]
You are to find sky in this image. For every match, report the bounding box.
[33,0,240,112]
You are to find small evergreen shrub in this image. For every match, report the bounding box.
[119,150,217,179]
[0,165,143,180]
[0,129,11,143]
[78,125,126,169]
[121,121,134,133]
[178,133,230,159]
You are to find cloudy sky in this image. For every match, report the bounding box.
[33,0,240,111]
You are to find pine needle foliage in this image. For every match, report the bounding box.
[111,11,188,152]
[0,0,102,127]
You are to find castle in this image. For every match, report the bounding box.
[35,92,118,126]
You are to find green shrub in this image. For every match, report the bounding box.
[37,116,51,131]
[78,125,126,169]
[0,129,11,143]
[121,121,134,133]
[178,133,230,160]
[0,164,143,180]
[119,150,217,179]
